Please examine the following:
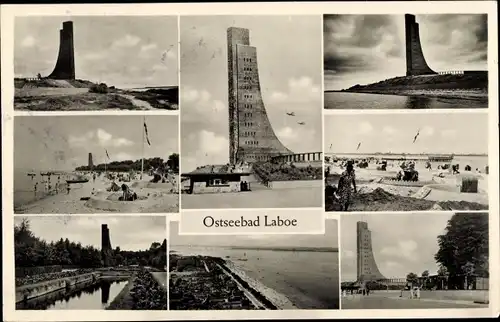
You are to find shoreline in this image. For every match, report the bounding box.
[325,89,488,103]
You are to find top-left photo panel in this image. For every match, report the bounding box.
[14,16,179,111]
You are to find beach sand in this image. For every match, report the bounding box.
[325,161,489,211]
[15,174,179,214]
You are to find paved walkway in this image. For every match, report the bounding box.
[341,293,488,309]
[182,187,322,209]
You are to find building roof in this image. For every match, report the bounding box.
[182,164,252,177]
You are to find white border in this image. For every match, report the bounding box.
[2,1,499,320]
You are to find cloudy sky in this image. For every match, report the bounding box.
[324,113,488,155]
[15,16,178,88]
[14,216,166,251]
[180,16,322,172]
[14,115,178,171]
[324,14,488,90]
[170,220,338,248]
[341,213,454,281]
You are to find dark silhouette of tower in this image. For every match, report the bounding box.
[101,224,113,267]
[227,27,293,165]
[405,14,437,76]
[357,221,386,282]
[88,153,93,170]
[48,21,75,80]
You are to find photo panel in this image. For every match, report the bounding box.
[14,16,179,111]
[180,15,323,209]
[324,112,489,212]
[323,14,488,110]
[168,219,339,310]
[14,115,180,214]
[14,215,167,310]
[340,212,490,309]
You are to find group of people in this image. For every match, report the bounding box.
[32,175,65,196]
[401,286,422,299]
[240,181,251,192]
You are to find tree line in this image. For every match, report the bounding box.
[15,218,167,272]
[75,154,179,174]
[405,213,488,290]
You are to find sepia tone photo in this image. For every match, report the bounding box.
[324,113,489,212]
[180,15,323,209]
[340,212,489,309]
[169,219,339,310]
[324,14,488,109]
[14,115,179,214]
[14,16,179,111]
[14,216,167,310]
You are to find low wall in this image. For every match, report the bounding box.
[15,273,96,303]
[268,179,322,189]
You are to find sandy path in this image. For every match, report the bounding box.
[117,94,154,110]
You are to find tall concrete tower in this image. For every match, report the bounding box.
[88,153,94,170]
[227,27,293,165]
[101,224,113,267]
[357,221,386,282]
[48,21,75,80]
[405,14,437,76]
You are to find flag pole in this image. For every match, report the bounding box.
[141,116,145,180]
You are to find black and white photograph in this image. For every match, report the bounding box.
[179,16,323,209]
[340,212,489,309]
[324,14,488,109]
[324,113,489,212]
[14,216,167,310]
[14,115,179,214]
[14,16,179,111]
[169,219,339,310]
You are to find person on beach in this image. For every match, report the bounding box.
[67,184,71,194]
[416,286,421,299]
[121,184,138,201]
[93,173,96,183]
[337,160,357,211]
[34,182,38,197]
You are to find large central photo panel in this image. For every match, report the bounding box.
[180,15,323,209]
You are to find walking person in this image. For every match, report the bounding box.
[337,160,357,211]
[416,286,421,299]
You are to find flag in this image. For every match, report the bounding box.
[413,129,420,143]
[144,121,151,146]
[105,149,110,160]
[356,142,361,151]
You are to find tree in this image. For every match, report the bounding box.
[167,153,179,173]
[421,270,430,289]
[406,272,418,286]
[434,213,488,290]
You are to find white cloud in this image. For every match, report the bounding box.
[358,121,373,134]
[268,76,320,105]
[441,129,457,138]
[21,36,36,47]
[140,43,158,52]
[165,50,176,60]
[198,130,228,155]
[82,52,106,61]
[182,88,199,102]
[114,152,133,161]
[152,64,168,72]
[380,240,419,262]
[276,127,298,140]
[343,250,355,258]
[382,126,397,135]
[421,126,435,136]
[270,92,288,102]
[113,34,141,48]
[68,129,133,148]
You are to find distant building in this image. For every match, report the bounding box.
[88,153,94,170]
[101,224,113,267]
[181,164,252,194]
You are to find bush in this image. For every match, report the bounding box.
[89,83,109,94]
